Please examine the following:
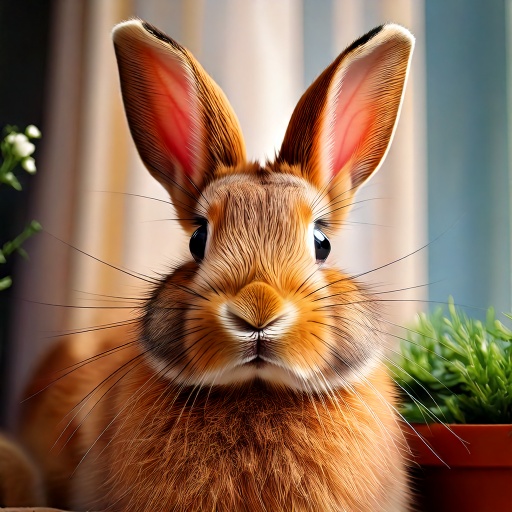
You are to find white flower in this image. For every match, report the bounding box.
[5,133,16,143]
[22,157,36,174]
[10,133,35,158]
[25,125,41,139]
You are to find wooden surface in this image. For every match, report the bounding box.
[0,508,70,511]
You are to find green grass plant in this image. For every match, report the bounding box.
[392,300,512,424]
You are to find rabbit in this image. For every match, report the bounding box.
[10,19,415,512]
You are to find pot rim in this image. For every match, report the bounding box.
[405,423,512,468]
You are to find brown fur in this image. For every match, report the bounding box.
[19,328,409,511]
[4,20,415,511]
[0,433,44,507]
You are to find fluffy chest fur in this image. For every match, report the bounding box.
[98,364,408,512]
[21,338,407,511]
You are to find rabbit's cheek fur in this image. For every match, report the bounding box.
[140,262,199,377]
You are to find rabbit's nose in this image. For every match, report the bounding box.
[226,282,284,331]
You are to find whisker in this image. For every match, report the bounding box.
[99,190,172,206]
[316,298,485,313]
[44,318,140,339]
[71,290,147,301]
[323,339,451,466]
[314,197,377,221]
[57,352,148,456]
[317,315,451,362]
[88,351,198,479]
[43,231,159,284]
[21,340,138,403]
[46,325,202,425]
[313,281,434,303]
[309,335,401,462]
[311,179,363,216]
[73,328,214,474]
[18,299,142,310]
[386,367,448,424]
[62,326,206,461]
[303,222,458,300]
[150,167,208,216]
[310,173,355,214]
[312,318,468,461]
[73,350,193,479]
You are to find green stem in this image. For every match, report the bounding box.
[1,220,42,258]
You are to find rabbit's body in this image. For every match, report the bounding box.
[22,329,407,511]
[11,20,415,511]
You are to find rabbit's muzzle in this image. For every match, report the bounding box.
[221,281,297,364]
[226,281,286,330]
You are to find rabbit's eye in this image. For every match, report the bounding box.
[314,228,330,262]
[190,223,208,263]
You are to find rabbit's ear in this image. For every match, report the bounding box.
[113,20,246,219]
[278,24,414,203]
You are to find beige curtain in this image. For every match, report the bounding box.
[8,0,426,423]
[333,0,428,323]
[8,0,134,423]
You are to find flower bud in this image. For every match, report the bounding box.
[22,157,36,174]
[25,125,42,139]
[11,133,35,158]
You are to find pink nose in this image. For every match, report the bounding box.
[226,281,284,330]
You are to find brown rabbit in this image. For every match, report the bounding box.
[14,19,414,511]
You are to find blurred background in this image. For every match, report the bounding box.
[0,0,510,428]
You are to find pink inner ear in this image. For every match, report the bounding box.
[144,48,198,178]
[330,57,378,178]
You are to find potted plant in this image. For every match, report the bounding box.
[392,300,512,511]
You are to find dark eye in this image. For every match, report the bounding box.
[314,227,330,262]
[190,222,208,263]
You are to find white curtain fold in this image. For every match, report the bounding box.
[333,0,427,324]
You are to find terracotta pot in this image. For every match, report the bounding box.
[406,423,512,512]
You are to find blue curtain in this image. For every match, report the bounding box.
[426,0,511,317]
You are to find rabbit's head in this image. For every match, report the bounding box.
[113,20,414,391]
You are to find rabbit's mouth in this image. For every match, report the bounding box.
[222,305,297,370]
[242,355,267,368]
[241,344,281,366]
